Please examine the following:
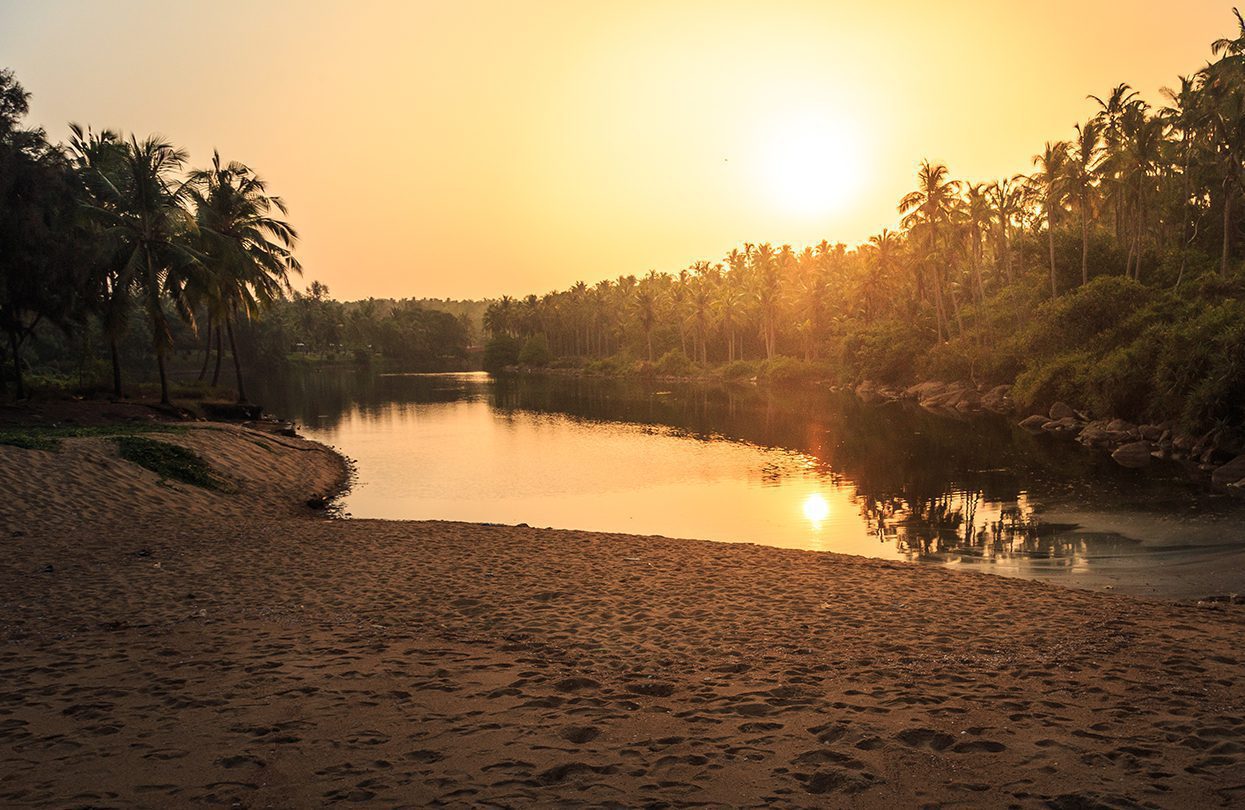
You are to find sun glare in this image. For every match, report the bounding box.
[760,114,865,218]
[802,492,830,527]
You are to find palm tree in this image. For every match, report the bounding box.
[1032,141,1069,296]
[1204,31,1245,275]
[899,160,959,339]
[189,152,301,402]
[67,123,132,396]
[958,183,992,301]
[80,135,201,405]
[986,176,1025,286]
[1067,121,1102,285]
[633,278,659,361]
[860,229,901,321]
[751,243,781,359]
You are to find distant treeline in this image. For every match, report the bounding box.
[483,12,1245,435]
[0,69,478,401]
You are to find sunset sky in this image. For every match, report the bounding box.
[0,1,1233,300]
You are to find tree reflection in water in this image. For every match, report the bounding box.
[253,368,1238,567]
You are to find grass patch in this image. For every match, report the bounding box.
[0,422,186,453]
[0,432,61,451]
[114,436,224,490]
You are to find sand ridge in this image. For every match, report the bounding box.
[1,425,1244,807]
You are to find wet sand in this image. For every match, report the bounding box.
[1,423,1244,807]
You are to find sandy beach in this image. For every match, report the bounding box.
[1,418,1244,808]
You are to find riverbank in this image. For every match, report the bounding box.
[1,415,1244,806]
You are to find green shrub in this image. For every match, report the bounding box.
[761,356,825,385]
[719,359,759,381]
[654,349,695,376]
[483,335,522,372]
[518,333,552,367]
[840,319,935,383]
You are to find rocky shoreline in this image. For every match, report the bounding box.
[852,378,1245,492]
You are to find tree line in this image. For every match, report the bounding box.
[0,69,481,402]
[0,68,301,403]
[481,12,1245,431]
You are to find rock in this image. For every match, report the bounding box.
[904,381,946,400]
[1019,415,1050,431]
[279,426,298,438]
[1106,418,1136,434]
[980,384,1013,414]
[306,495,328,509]
[1042,416,1083,435]
[953,390,982,412]
[1049,401,1077,420]
[202,402,264,420]
[1138,424,1163,441]
[1211,454,1245,487]
[1111,441,1152,468]
[1076,419,1113,447]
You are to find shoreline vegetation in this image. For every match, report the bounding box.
[473,15,1245,482]
[494,360,1245,495]
[1,407,1243,805]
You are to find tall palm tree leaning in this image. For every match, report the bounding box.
[1032,141,1069,296]
[81,135,202,406]
[1068,121,1102,286]
[898,160,958,341]
[189,151,301,403]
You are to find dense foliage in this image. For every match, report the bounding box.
[481,13,1245,433]
[0,69,473,402]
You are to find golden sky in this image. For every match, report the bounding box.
[0,1,1233,300]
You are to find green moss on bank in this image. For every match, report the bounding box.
[114,436,223,490]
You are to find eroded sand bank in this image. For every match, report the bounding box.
[1,423,1243,807]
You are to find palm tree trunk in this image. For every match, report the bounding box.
[212,328,224,386]
[1080,199,1090,286]
[156,346,170,406]
[110,338,123,398]
[1047,216,1058,297]
[1222,181,1234,276]
[225,313,248,403]
[8,329,24,401]
[197,315,213,382]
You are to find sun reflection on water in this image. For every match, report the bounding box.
[802,492,830,529]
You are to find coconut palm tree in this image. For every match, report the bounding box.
[66,123,134,396]
[1067,121,1102,285]
[986,176,1026,286]
[899,160,959,339]
[189,151,301,402]
[1032,142,1069,296]
[79,135,201,405]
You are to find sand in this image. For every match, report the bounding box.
[1,420,1244,808]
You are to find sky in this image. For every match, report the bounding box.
[0,1,1235,300]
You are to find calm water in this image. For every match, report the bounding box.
[254,369,1245,599]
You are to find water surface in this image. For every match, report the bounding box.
[255,370,1245,599]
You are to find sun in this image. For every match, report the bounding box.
[759,113,865,218]
[802,492,830,527]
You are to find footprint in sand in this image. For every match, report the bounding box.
[895,728,956,751]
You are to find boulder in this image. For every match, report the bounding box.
[953,390,982,412]
[980,384,1013,414]
[1138,424,1163,442]
[1076,420,1115,448]
[1211,454,1245,488]
[1111,441,1152,468]
[1049,401,1077,420]
[905,381,946,400]
[1042,416,1083,435]
[1019,415,1050,431]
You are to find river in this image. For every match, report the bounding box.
[254,369,1245,600]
